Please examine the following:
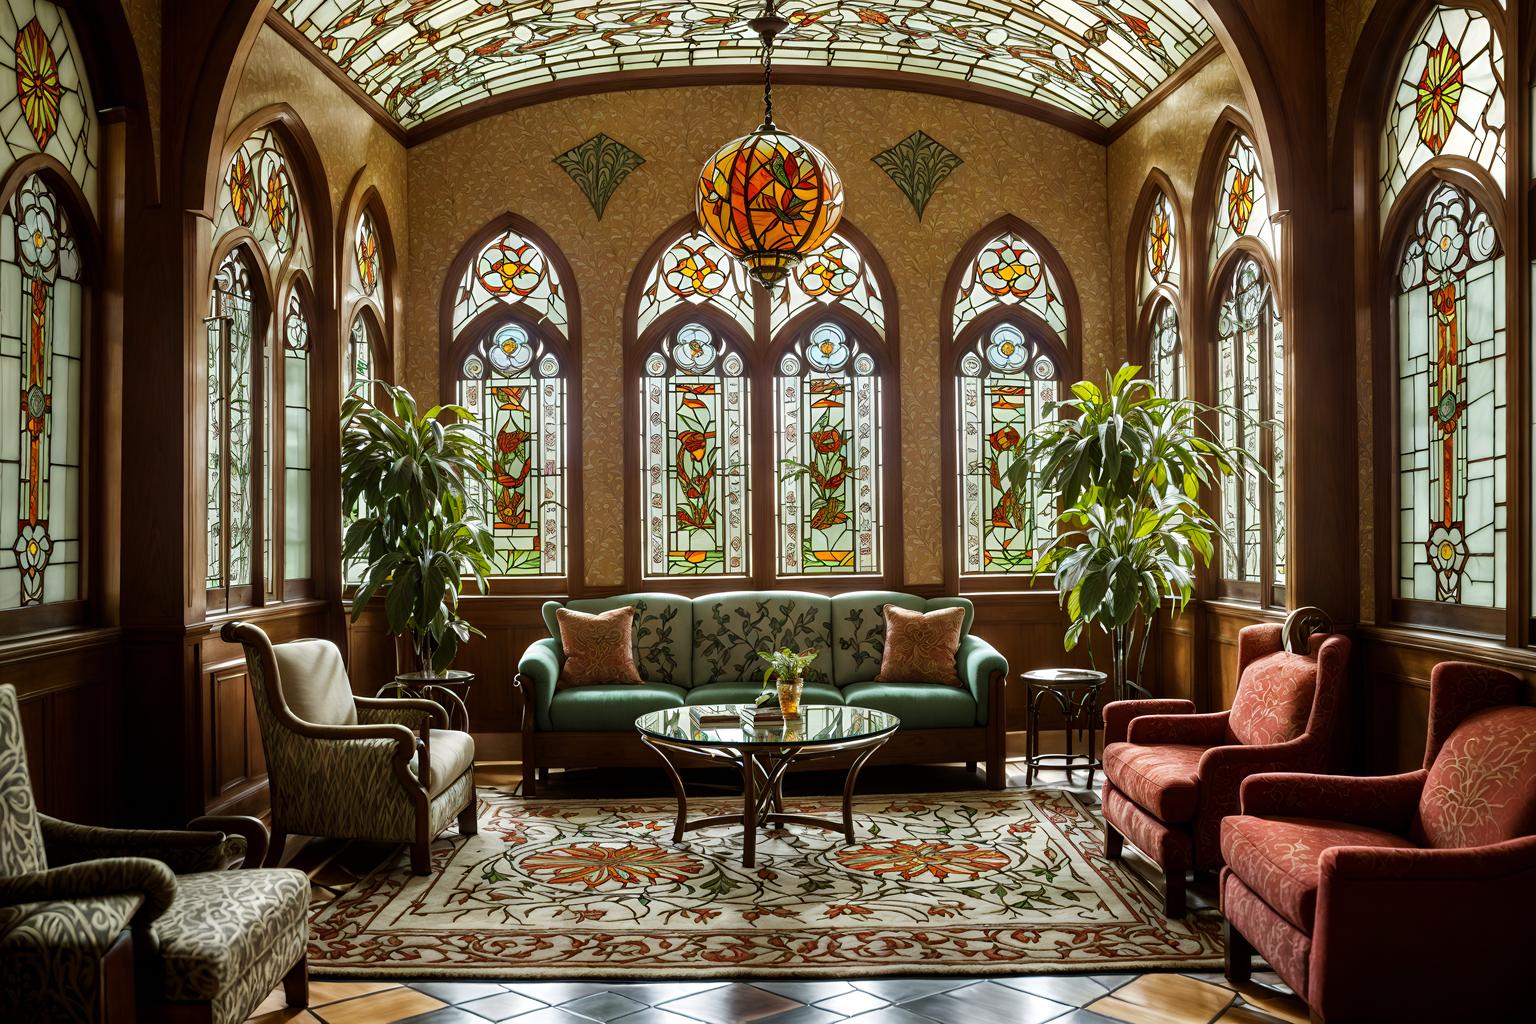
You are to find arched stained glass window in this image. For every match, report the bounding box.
[775,321,882,576]
[214,127,301,269]
[1138,185,1184,400]
[452,226,567,337]
[1214,257,1285,591]
[957,323,1061,576]
[346,315,372,395]
[1148,300,1184,401]
[640,320,750,577]
[770,234,885,337]
[458,321,567,577]
[0,173,83,607]
[1396,180,1503,607]
[1141,189,1179,298]
[1381,6,1505,219]
[1209,133,1279,271]
[283,289,311,582]
[354,209,380,298]
[0,3,97,213]
[206,250,256,597]
[952,230,1069,340]
[635,230,753,337]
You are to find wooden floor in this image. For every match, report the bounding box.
[249,751,1312,1024]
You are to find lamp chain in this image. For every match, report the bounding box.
[753,0,782,131]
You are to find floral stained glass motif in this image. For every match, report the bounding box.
[206,252,255,594]
[213,127,303,271]
[346,315,373,395]
[1148,300,1183,401]
[640,321,750,577]
[283,290,311,581]
[0,173,82,607]
[770,234,886,338]
[636,230,753,338]
[958,323,1060,575]
[1209,132,1278,271]
[1215,258,1285,587]
[354,209,380,297]
[451,227,567,339]
[952,230,1070,342]
[1140,189,1179,300]
[1396,181,1503,607]
[1381,6,1504,219]
[776,323,882,576]
[0,3,96,213]
[459,321,566,577]
[275,2,1213,130]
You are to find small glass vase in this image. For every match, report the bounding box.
[777,675,804,716]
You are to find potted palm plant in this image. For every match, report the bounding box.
[342,382,496,678]
[1012,363,1263,701]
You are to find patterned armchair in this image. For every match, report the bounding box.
[1221,662,1536,1022]
[222,621,478,875]
[0,683,309,1024]
[1100,613,1350,915]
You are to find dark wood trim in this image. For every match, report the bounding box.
[1104,39,1225,143]
[262,11,407,146]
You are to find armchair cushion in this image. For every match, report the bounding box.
[1221,815,1416,931]
[548,683,687,731]
[271,640,357,727]
[1102,742,1207,822]
[1413,706,1536,849]
[410,730,476,796]
[1226,651,1317,747]
[150,868,308,1024]
[843,681,977,727]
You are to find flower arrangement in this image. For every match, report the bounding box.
[757,647,818,715]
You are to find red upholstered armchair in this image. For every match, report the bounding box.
[1221,662,1536,1023]
[1100,616,1349,915]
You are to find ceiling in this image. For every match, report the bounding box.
[273,2,1214,133]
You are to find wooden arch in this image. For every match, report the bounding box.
[337,171,399,387]
[1124,167,1190,376]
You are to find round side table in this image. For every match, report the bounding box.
[1020,668,1108,788]
[375,670,474,732]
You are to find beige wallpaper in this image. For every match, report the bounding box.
[1105,53,1247,354]
[406,85,1113,588]
[1326,0,1380,150]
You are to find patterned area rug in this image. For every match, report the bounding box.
[308,786,1223,977]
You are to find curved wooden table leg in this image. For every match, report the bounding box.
[841,742,884,844]
[742,751,757,868]
[641,735,691,845]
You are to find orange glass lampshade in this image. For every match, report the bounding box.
[696,127,844,290]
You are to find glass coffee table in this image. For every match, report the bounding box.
[635,704,900,868]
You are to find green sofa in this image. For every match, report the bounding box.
[514,591,1009,793]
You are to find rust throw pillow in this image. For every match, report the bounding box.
[555,606,642,688]
[874,606,965,686]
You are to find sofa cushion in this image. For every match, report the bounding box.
[830,593,974,686]
[1413,706,1536,849]
[691,592,834,687]
[1103,742,1207,823]
[408,730,475,796]
[543,595,692,687]
[272,640,357,727]
[555,607,643,687]
[1227,651,1316,747]
[548,684,688,731]
[685,681,845,708]
[842,681,976,728]
[875,606,965,686]
[1222,814,1417,931]
[150,868,308,1024]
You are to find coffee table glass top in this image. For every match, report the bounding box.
[636,704,899,748]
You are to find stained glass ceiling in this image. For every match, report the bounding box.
[273,2,1214,132]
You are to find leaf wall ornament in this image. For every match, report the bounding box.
[871,131,963,220]
[553,133,645,219]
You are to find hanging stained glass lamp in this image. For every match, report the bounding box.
[696,0,844,290]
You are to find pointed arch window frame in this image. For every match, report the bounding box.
[1127,170,1190,403]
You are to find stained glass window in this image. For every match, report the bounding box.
[775,322,882,576]
[1148,300,1184,401]
[206,250,255,596]
[635,230,753,337]
[283,289,311,582]
[1395,181,1503,607]
[769,234,885,337]
[451,226,567,338]
[1209,132,1279,271]
[639,320,750,577]
[0,172,82,607]
[1140,189,1179,299]
[213,127,302,270]
[0,3,97,213]
[346,315,373,395]
[1214,258,1285,588]
[952,230,1070,341]
[458,320,566,577]
[958,323,1061,576]
[1381,6,1505,219]
[354,208,380,298]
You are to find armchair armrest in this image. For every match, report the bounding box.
[1239,770,1428,834]
[1103,699,1195,745]
[41,815,258,874]
[516,637,562,732]
[355,695,448,732]
[1128,711,1230,746]
[0,857,176,927]
[957,635,1007,726]
[1323,834,1536,884]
